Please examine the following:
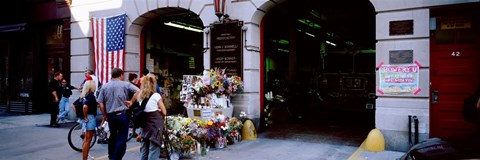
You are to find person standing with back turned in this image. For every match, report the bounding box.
[133,75,167,160]
[80,78,98,160]
[97,68,140,160]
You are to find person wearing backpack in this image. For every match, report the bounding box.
[80,79,98,160]
[131,74,167,160]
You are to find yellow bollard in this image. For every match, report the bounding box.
[242,120,257,140]
[364,128,385,152]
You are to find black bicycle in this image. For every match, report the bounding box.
[67,118,136,152]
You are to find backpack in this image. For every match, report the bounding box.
[131,94,152,127]
[73,97,85,119]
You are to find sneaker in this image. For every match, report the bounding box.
[55,118,60,124]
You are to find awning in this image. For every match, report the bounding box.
[0,23,26,32]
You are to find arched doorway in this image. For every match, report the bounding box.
[137,8,204,114]
[261,0,376,144]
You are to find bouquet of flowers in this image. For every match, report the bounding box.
[166,116,199,156]
[194,68,244,97]
[190,119,210,148]
[192,113,230,148]
[225,117,243,144]
[165,114,246,156]
[238,111,247,122]
[226,117,243,132]
[184,68,244,108]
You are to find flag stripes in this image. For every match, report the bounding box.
[92,14,126,85]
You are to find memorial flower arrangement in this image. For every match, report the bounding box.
[239,111,247,122]
[165,114,244,156]
[226,117,243,143]
[166,116,198,156]
[192,68,244,97]
[207,114,230,148]
[226,117,243,132]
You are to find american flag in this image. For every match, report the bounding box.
[92,14,126,85]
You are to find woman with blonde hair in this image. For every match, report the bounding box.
[136,75,167,160]
[79,76,98,160]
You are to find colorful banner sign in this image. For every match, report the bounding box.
[379,65,419,94]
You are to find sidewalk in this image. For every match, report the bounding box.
[0,112,47,130]
[195,138,404,160]
[0,112,405,160]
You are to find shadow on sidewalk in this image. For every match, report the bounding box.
[35,122,77,129]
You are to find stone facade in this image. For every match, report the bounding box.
[70,0,480,151]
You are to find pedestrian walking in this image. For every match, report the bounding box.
[97,68,139,160]
[134,75,167,160]
[48,72,63,127]
[57,79,78,123]
[80,79,98,160]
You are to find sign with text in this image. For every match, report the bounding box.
[379,65,419,94]
[210,21,243,77]
[389,20,414,36]
[389,50,413,64]
[342,77,366,90]
[441,16,471,30]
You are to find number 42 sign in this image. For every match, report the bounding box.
[451,51,460,57]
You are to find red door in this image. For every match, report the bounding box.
[430,49,479,137]
[430,11,480,138]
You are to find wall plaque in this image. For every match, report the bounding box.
[210,21,243,77]
[389,20,413,36]
[389,50,413,64]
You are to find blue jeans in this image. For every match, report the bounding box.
[107,112,129,160]
[58,97,70,120]
[140,138,161,160]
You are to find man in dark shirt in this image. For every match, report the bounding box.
[48,72,63,127]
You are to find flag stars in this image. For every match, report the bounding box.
[106,14,126,51]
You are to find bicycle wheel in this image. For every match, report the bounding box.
[127,118,136,141]
[161,121,178,160]
[68,123,97,152]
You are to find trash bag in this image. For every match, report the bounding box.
[463,95,480,123]
[399,138,458,160]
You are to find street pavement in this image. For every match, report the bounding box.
[0,112,405,160]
